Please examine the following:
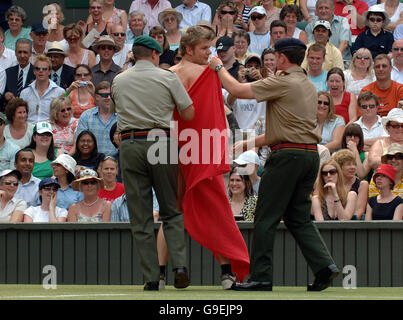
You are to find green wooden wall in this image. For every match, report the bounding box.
[0,222,402,287]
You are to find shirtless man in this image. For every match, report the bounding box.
[169,26,250,289]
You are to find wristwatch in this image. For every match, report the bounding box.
[215,64,224,72]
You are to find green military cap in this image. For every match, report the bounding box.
[133,35,163,54]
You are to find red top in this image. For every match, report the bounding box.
[98,183,125,202]
[334,0,368,36]
[335,91,351,124]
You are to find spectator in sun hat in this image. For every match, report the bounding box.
[0,168,26,222]
[0,111,20,172]
[50,153,83,210]
[233,150,261,195]
[366,163,403,220]
[23,177,68,222]
[46,41,75,89]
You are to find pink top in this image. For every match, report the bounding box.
[51,118,79,154]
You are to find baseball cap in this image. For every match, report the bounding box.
[249,6,267,17]
[33,122,53,134]
[39,177,60,190]
[245,54,262,67]
[216,36,234,51]
[31,22,48,34]
[313,20,331,31]
[234,150,260,165]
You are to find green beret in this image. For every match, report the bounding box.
[132,35,163,53]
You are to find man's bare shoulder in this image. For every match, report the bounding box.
[169,60,206,90]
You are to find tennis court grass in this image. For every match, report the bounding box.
[0,285,402,300]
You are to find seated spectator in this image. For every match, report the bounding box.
[86,0,127,29]
[371,0,403,33]
[279,4,308,43]
[354,91,388,152]
[360,54,403,117]
[233,150,261,195]
[176,0,212,30]
[304,43,329,92]
[91,36,121,86]
[0,111,20,172]
[391,39,403,84]
[14,148,40,207]
[228,167,257,222]
[269,19,287,47]
[51,153,83,210]
[48,95,78,155]
[128,0,171,34]
[316,91,345,153]
[369,143,403,198]
[72,130,105,171]
[66,64,96,118]
[23,177,67,222]
[311,159,358,220]
[43,3,67,45]
[232,29,251,65]
[4,98,34,149]
[149,26,175,69]
[366,163,403,220]
[27,122,60,180]
[352,7,394,59]
[46,42,75,90]
[261,47,276,77]
[213,0,239,41]
[158,8,183,51]
[97,156,124,202]
[327,67,358,125]
[341,123,372,181]
[262,0,281,30]
[29,22,49,64]
[3,5,31,51]
[344,48,375,98]
[368,108,403,170]
[301,20,344,72]
[248,6,271,56]
[63,23,96,68]
[76,81,117,157]
[109,122,121,182]
[0,169,26,222]
[20,54,65,123]
[0,26,18,70]
[332,149,369,220]
[99,24,132,69]
[125,11,148,45]
[68,168,111,222]
[216,36,242,79]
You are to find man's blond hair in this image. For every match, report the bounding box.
[179,26,214,57]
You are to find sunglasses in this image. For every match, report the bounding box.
[386,154,403,161]
[318,100,330,106]
[112,32,126,37]
[321,169,338,176]
[387,123,403,129]
[251,15,265,21]
[34,66,49,71]
[165,17,177,23]
[97,92,110,98]
[75,72,90,77]
[90,6,102,9]
[356,55,370,60]
[42,186,58,192]
[60,107,72,113]
[221,10,236,15]
[81,180,98,185]
[393,47,403,52]
[3,181,18,186]
[66,37,79,42]
[99,45,114,51]
[369,17,384,23]
[360,104,376,109]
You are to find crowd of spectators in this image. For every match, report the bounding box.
[0,0,402,224]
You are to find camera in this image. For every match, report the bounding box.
[245,68,251,74]
[79,81,88,87]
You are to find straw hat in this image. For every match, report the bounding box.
[92,35,119,52]
[381,143,403,163]
[158,8,183,26]
[72,168,104,191]
[46,41,68,56]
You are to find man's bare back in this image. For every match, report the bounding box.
[170,59,207,91]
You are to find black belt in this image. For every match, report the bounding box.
[270,143,318,152]
[121,128,170,140]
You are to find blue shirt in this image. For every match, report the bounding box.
[320,116,345,145]
[352,28,394,59]
[308,70,329,93]
[15,175,41,207]
[56,184,84,210]
[175,1,212,29]
[76,106,118,157]
[0,139,20,171]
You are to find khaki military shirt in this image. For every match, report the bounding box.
[111,60,193,132]
[251,66,321,146]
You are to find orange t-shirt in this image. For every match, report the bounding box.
[69,90,96,119]
[360,81,403,117]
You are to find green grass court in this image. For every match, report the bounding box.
[0,285,402,300]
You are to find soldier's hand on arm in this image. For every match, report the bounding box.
[178,104,195,121]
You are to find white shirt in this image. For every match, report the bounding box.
[391,62,403,85]
[0,197,27,223]
[24,205,68,222]
[175,1,212,29]
[128,0,172,34]
[15,175,41,207]
[96,44,132,68]
[20,79,65,123]
[0,46,18,70]
[0,66,5,95]
[354,115,388,140]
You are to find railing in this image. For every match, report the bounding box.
[0,221,402,287]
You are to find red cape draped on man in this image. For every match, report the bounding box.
[173,66,250,282]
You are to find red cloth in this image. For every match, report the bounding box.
[174,66,250,282]
[98,182,125,202]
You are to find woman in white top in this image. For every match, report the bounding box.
[279,4,308,44]
[4,98,34,149]
[23,178,67,222]
[0,169,27,223]
[63,23,96,68]
[300,0,317,22]
[86,0,127,27]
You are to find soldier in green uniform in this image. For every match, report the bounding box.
[111,36,195,291]
[210,38,340,291]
